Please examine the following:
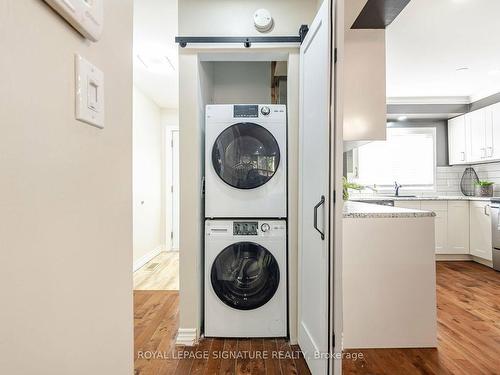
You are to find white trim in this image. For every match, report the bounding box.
[436,254,493,268]
[470,255,493,268]
[435,254,472,261]
[175,328,198,346]
[132,246,164,272]
[470,88,500,103]
[387,96,471,105]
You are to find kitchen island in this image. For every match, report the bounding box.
[342,201,437,349]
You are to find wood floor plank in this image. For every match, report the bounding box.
[134,261,499,375]
[342,261,500,374]
[219,339,237,375]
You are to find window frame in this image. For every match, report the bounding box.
[352,127,438,192]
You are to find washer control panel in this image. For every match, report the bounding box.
[233,221,259,235]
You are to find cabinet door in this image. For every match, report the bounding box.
[466,109,487,162]
[448,115,467,164]
[394,200,421,210]
[470,202,493,261]
[487,102,500,160]
[447,201,470,254]
[421,201,448,254]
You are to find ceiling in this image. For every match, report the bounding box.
[133,0,178,109]
[386,0,500,102]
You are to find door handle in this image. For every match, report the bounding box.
[485,204,490,216]
[313,195,325,240]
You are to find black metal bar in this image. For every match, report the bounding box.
[174,35,302,48]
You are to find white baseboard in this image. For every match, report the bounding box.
[133,246,164,272]
[436,254,472,261]
[175,328,198,346]
[436,254,493,268]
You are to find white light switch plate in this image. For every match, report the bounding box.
[75,54,104,129]
[43,0,103,42]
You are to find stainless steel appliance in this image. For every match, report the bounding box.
[489,199,500,271]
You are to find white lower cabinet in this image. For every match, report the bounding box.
[394,200,470,255]
[469,201,492,261]
[446,201,470,254]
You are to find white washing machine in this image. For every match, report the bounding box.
[205,104,287,218]
[204,219,287,338]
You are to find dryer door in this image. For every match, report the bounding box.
[212,123,280,189]
[211,241,280,310]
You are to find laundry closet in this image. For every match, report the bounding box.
[198,58,289,338]
[178,2,336,373]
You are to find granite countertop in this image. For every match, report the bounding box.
[343,201,436,219]
[351,195,493,202]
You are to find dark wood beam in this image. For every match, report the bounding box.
[351,0,411,29]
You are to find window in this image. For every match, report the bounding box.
[355,127,436,189]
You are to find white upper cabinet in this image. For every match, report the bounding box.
[449,102,500,165]
[486,102,500,160]
[466,108,487,162]
[448,115,467,164]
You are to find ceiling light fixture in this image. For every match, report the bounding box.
[397,115,408,121]
[456,67,469,72]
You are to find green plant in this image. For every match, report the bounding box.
[343,176,363,201]
[475,180,494,187]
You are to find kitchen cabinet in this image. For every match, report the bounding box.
[469,201,492,261]
[395,200,469,255]
[486,102,500,160]
[446,201,470,254]
[421,201,448,254]
[466,108,488,162]
[449,102,500,164]
[448,116,467,164]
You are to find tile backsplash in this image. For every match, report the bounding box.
[350,162,500,197]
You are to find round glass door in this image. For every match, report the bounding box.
[212,123,280,189]
[211,242,280,310]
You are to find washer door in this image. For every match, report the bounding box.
[211,242,280,310]
[212,123,280,189]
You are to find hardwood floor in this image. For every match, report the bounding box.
[134,261,499,374]
[343,261,500,375]
[134,290,311,374]
[134,251,179,290]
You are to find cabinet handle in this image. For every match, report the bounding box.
[460,151,465,161]
[487,147,493,157]
[313,195,325,240]
[485,204,490,216]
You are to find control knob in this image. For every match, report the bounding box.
[260,106,271,116]
[261,223,270,232]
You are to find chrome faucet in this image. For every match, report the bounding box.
[394,181,402,196]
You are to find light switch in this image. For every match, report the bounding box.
[75,54,104,128]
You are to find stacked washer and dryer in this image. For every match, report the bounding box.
[204,104,288,338]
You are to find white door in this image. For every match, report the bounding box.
[448,115,467,164]
[298,1,332,374]
[171,130,180,250]
[487,102,500,159]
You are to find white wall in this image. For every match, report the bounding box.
[133,86,165,269]
[0,1,133,374]
[212,62,271,104]
[179,0,318,36]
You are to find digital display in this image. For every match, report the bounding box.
[234,105,259,118]
[233,222,259,235]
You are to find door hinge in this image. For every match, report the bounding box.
[170,231,173,240]
[171,139,174,147]
[334,48,337,63]
[171,185,174,193]
[332,333,335,348]
[333,190,336,203]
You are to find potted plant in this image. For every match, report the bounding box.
[343,177,363,201]
[474,180,494,197]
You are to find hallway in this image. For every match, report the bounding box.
[134,262,500,374]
